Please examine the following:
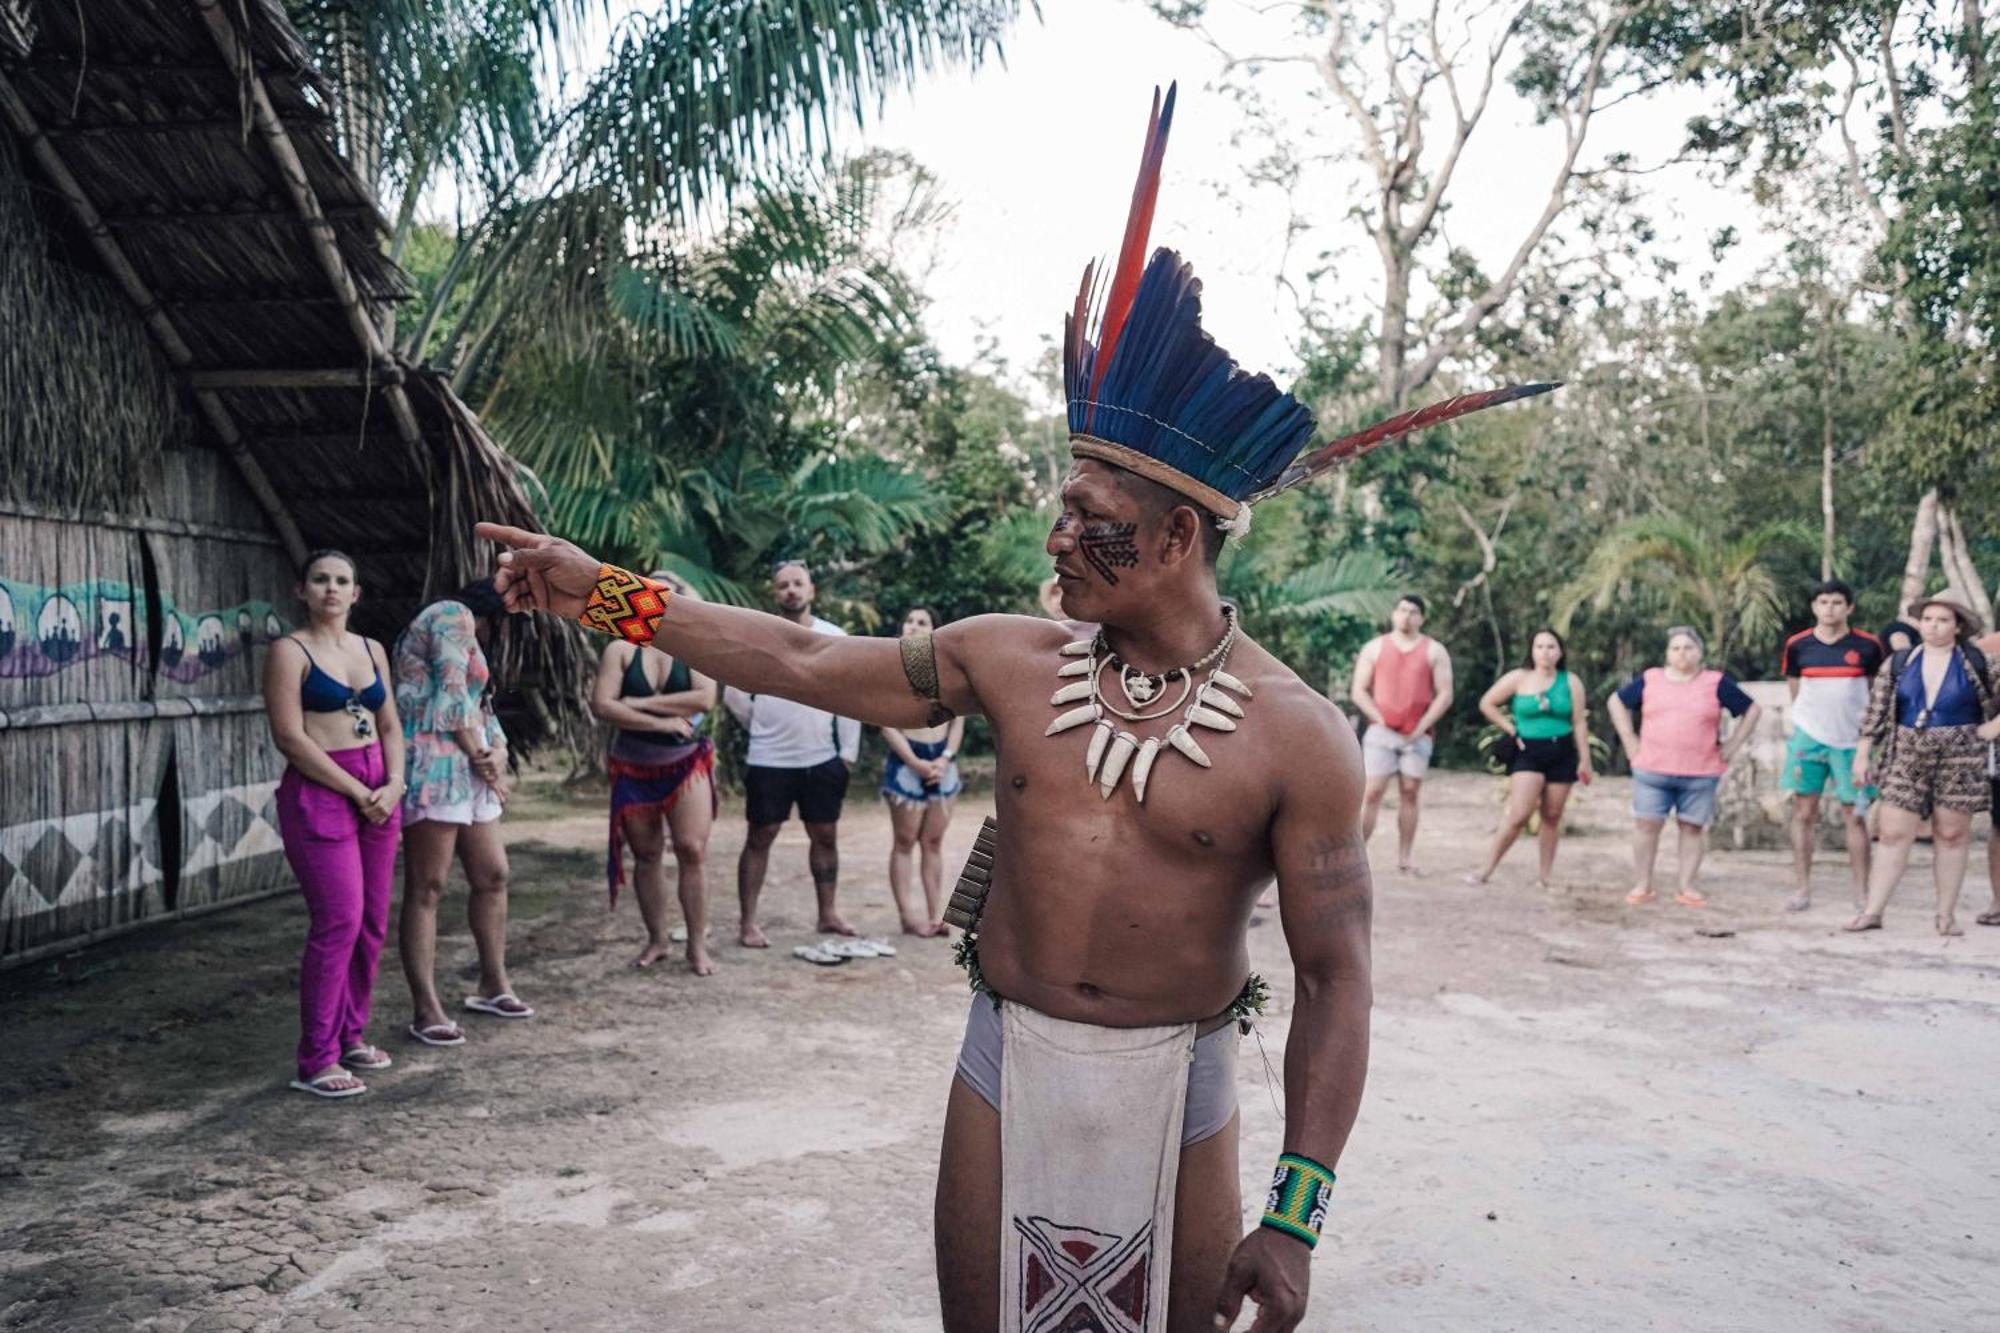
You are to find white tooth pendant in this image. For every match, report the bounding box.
[1060,640,1093,656]
[1085,721,1114,781]
[1051,680,1093,706]
[1167,725,1211,768]
[1098,732,1138,799]
[1130,737,1163,804]
[1211,670,1252,698]
[1199,688,1245,718]
[1057,659,1092,678]
[1188,705,1237,732]
[1046,704,1098,736]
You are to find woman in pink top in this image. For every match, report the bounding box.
[1605,626,1762,908]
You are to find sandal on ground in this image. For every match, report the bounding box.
[792,943,847,966]
[1673,891,1708,909]
[340,1045,392,1071]
[857,937,898,958]
[1625,888,1657,906]
[463,993,534,1019]
[818,937,884,959]
[1976,910,2000,927]
[1936,915,1964,937]
[407,1022,466,1047]
[1842,912,1884,933]
[289,1069,366,1099]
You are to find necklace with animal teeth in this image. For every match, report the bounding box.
[1045,606,1252,804]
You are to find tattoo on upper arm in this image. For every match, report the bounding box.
[1079,522,1139,585]
[1293,833,1372,916]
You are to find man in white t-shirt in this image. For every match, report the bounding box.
[723,562,861,946]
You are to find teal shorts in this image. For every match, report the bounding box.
[1782,730,1873,808]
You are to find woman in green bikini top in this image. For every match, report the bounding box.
[1468,628,1594,889]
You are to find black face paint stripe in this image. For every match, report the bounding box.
[1079,522,1139,586]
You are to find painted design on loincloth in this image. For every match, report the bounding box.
[1015,1215,1153,1332]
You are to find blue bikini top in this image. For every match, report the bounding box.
[291,636,387,713]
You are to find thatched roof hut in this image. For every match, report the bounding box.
[0,0,588,964]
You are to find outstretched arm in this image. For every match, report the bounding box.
[1216,707,1372,1332]
[476,524,985,728]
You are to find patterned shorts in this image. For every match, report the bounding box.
[1876,725,1989,818]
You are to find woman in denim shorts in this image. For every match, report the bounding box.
[1606,626,1762,908]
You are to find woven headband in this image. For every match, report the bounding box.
[1069,435,1252,535]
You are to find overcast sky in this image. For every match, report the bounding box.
[571,1,1794,385]
[826,0,1787,381]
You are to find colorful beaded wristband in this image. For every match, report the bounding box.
[578,564,671,645]
[1261,1152,1336,1248]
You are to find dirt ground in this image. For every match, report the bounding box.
[2,769,1997,1332]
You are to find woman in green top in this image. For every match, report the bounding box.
[1467,628,1594,888]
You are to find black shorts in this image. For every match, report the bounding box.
[1507,734,1580,785]
[744,759,849,826]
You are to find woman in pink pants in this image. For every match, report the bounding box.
[263,550,406,1098]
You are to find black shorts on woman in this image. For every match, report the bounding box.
[1508,734,1580,784]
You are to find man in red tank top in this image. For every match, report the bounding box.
[1350,596,1455,875]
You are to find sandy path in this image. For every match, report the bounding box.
[1,771,1995,1331]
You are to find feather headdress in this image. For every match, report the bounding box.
[1064,84,1558,535]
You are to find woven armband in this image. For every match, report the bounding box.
[899,630,955,726]
[1261,1153,1336,1249]
[578,564,670,644]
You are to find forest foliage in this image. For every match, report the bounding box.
[296,1,1996,765]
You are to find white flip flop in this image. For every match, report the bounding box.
[463,993,535,1019]
[792,943,847,966]
[289,1070,367,1099]
[817,937,880,959]
[340,1045,393,1071]
[857,937,897,958]
[407,1022,466,1047]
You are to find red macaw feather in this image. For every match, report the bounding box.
[1250,382,1562,503]
[1090,82,1177,403]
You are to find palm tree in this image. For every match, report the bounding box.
[1555,514,1816,659]
[285,0,1026,383]
[489,160,955,606]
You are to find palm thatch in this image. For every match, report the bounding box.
[0,0,587,748]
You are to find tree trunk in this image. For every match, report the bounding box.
[1378,252,1411,408]
[1899,489,1940,617]
[1818,309,1836,580]
[1940,505,1995,626]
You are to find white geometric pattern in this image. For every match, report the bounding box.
[0,799,160,920]
[181,779,283,875]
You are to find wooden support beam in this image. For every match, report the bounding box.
[0,499,283,546]
[186,366,401,390]
[196,1,429,470]
[43,113,330,137]
[101,203,380,226]
[0,68,310,568]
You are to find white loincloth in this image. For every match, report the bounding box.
[999,1001,1196,1333]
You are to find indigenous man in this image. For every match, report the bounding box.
[722,560,861,946]
[1350,596,1454,875]
[477,85,1549,1333]
[1780,580,1884,912]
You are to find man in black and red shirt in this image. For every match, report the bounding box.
[1780,579,1886,912]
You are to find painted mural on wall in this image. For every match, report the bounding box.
[0,577,286,681]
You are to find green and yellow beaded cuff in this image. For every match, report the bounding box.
[579,564,670,645]
[1261,1152,1336,1248]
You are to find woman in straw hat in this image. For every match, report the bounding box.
[1847,590,2000,935]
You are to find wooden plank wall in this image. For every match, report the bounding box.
[1,443,297,961]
